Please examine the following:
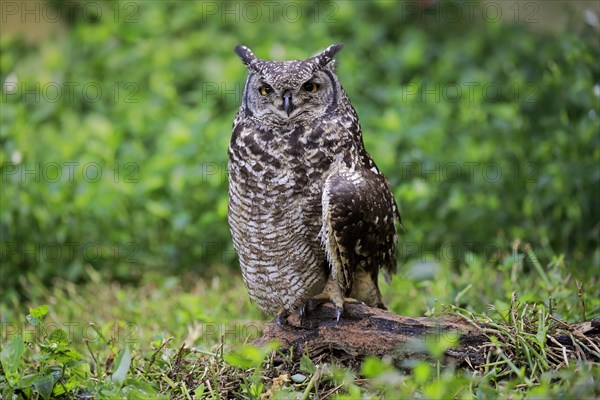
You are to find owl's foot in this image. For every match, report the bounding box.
[274,308,290,329]
[300,278,354,326]
[299,297,328,326]
[300,295,361,326]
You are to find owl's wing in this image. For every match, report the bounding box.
[321,160,398,307]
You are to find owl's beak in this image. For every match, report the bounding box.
[282,90,294,117]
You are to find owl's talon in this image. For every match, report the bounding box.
[299,304,307,326]
[299,298,321,326]
[335,306,343,325]
[274,310,290,328]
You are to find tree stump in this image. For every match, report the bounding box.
[255,301,600,370]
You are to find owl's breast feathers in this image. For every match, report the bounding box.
[229,116,355,188]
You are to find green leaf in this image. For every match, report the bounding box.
[224,343,278,370]
[224,350,255,370]
[27,305,49,325]
[111,346,132,387]
[194,383,206,397]
[0,335,25,386]
[33,373,55,400]
[17,373,38,389]
[49,328,69,345]
[30,305,49,319]
[58,362,90,395]
[300,353,316,374]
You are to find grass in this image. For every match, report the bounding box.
[1,244,599,399]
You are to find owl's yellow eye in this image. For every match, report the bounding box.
[259,85,273,96]
[303,82,318,92]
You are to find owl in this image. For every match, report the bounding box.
[228,44,401,324]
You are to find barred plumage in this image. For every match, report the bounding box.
[228,44,401,319]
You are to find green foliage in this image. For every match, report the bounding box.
[1,335,25,387]
[1,244,598,398]
[0,303,169,398]
[385,246,600,325]
[0,305,96,399]
[111,346,131,387]
[1,1,598,297]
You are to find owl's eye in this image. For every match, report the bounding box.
[303,81,319,93]
[259,85,273,96]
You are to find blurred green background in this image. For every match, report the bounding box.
[1,0,599,301]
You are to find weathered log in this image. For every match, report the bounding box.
[255,301,600,370]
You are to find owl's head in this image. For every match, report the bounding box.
[235,44,344,123]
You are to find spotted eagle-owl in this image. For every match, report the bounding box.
[228,44,401,322]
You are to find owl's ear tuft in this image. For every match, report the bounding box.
[234,45,257,68]
[312,44,344,69]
